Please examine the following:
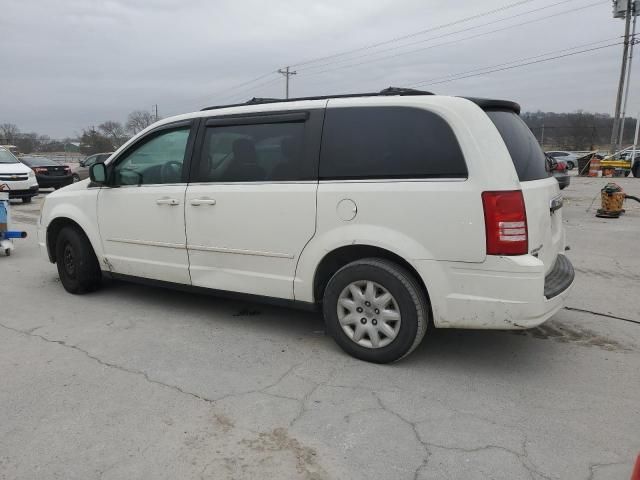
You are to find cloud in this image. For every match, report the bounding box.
[0,0,632,137]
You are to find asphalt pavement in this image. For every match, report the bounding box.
[1,178,639,480]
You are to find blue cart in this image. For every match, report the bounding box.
[0,189,28,256]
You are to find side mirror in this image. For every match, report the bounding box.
[89,163,107,185]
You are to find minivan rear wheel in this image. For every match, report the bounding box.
[323,258,428,363]
[55,226,102,294]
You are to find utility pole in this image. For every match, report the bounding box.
[610,0,634,153]
[618,3,638,150]
[277,66,297,99]
[152,104,159,121]
[541,123,545,148]
[633,113,640,158]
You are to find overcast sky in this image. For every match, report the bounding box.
[0,0,635,138]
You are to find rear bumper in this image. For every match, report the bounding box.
[36,175,73,188]
[554,173,570,190]
[544,254,575,298]
[415,254,575,330]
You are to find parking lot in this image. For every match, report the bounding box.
[1,176,639,479]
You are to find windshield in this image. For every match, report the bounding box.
[0,148,19,164]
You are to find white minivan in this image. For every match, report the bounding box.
[38,89,574,363]
[0,146,39,202]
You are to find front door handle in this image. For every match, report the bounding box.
[190,198,216,206]
[156,198,180,206]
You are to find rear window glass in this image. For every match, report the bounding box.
[21,156,57,167]
[319,106,467,180]
[486,110,549,181]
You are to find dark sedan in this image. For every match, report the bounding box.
[20,156,73,189]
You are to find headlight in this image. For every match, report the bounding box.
[28,170,35,178]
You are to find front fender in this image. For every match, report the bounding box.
[41,187,103,263]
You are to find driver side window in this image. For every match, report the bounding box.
[112,127,190,186]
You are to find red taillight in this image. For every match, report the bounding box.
[64,166,71,172]
[33,167,48,174]
[482,190,528,256]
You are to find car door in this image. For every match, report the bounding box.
[97,121,196,284]
[184,110,323,299]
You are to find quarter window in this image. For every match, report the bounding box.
[486,110,549,181]
[112,127,190,185]
[195,122,306,183]
[319,107,467,180]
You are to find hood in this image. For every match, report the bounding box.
[45,177,91,199]
[0,162,32,174]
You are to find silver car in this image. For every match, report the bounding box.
[72,152,112,181]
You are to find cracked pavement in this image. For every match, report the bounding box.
[1,177,639,480]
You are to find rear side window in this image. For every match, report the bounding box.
[195,122,306,183]
[319,107,467,180]
[486,110,549,181]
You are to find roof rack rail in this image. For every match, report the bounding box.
[200,87,434,111]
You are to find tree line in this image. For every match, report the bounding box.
[0,110,159,155]
[2,109,638,156]
[521,111,638,151]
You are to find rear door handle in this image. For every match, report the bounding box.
[156,198,180,206]
[190,198,216,206]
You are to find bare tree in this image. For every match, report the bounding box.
[0,123,20,144]
[99,120,128,147]
[126,111,156,135]
[80,128,113,155]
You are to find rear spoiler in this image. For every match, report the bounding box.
[461,97,521,115]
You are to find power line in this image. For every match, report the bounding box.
[189,0,604,108]
[288,0,540,68]
[188,71,279,106]
[219,76,283,105]
[299,0,605,81]
[410,37,619,85]
[410,41,622,87]
[296,0,583,74]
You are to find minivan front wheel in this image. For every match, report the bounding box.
[55,226,102,294]
[323,258,428,363]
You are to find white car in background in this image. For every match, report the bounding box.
[38,90,574,363]
[0,146,39,203]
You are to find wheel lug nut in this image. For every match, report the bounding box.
[356,307,363,313]
[372,319,378,325]
[375,308,380,314]
[365,301,371,307]
[360,318,367,324]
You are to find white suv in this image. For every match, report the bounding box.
[0,146,39,202]
[38,90,574,363]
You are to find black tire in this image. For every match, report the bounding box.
[631,163,639,178]
[22,197,32,204]
[55,226,102,294]
[567,161,575,170]
[72,174,80,183]
[322,258,429,363]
